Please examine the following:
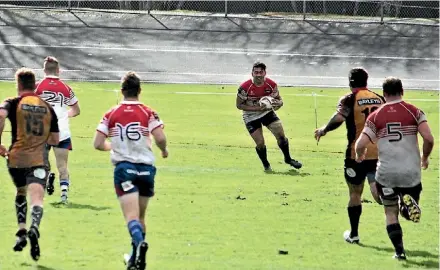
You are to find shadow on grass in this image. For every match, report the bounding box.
[358,243,439,269]
[20,263,58,270]
[266,169,311,177]
[50,202,111,211]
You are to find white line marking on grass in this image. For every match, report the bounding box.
[0,43,439,61]
[0,68,438,83]
[175,91,439,102]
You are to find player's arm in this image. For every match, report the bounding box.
[149,111,168,158]
[68,103,80,118]
[94,111,112,151]
[354,133,370,163]
[355,117,378,163]
[271,86,283,111]
[418,122,434,169]
[47,107,60,146]
[0,100,10,157]
[151,127,168,158]
[314,95,349,142]
[93,131,111,151]
[236,86,266,111]
[314,112,346,142]
[67,87,80,118]
[236,96,264,111]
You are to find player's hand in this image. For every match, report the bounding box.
[271,100,282,111]
[355,148,367,163]
[314,128,326,142]
[0,145,9,158]
[421,155,429,170]
[259,104,271,111]
[161,149,169,158]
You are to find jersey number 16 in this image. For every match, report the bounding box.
[115,123,142,141]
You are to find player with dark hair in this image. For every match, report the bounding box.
[94,71,168,270]
[0,67,59,261]
[314,67,385,244]
[355,77,434,260]
[35,56,81,203]
[236,62,302,172]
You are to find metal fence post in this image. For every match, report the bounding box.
[380,2,384,24]
[67,0,71,11]
[225,0,228,17]
[303,0,306,20]
[147,0,151,14]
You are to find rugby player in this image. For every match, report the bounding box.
[236,62,302,171]
[35,56,80,203]
[355,77,434,260]
[94,71,168,270]
[0,68,59,261]
[314,67,384,244]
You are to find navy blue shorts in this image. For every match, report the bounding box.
[114,161,156,198]
[47,138,72,151]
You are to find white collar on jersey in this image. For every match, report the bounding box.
[45,75,59,79]
[385,99,403,104]
[120,100,142,104]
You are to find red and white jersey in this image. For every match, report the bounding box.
[237,78,279,123]
[362,99,427,188]
[96,101,164,166]
[35,76,78,141]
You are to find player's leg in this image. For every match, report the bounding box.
[132,164,156,270]
[365,160,382,205]
[343,159,365,243]
[53,138,72,202]
[114,162,147,270]
[44,144,56,196]
[399,183,422,223]
[377,183,406,259]
[135,196,150,270]
[125,196,150,268]
[264,112,302,169]
[26,167,49,261]
[247,120,271,171]
[8,168,29,252]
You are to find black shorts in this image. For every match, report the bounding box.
[8,166,49,188]
[344,159,377,185]
[376,182,422,206]
[245,111,280,134]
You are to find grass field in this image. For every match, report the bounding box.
[0,81,438,270]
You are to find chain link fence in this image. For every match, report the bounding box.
[1,1,438,25]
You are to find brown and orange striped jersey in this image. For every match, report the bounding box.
[0,92,59,168]
[336,88,385,160]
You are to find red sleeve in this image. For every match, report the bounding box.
[237,80,251,100]
[265,78,278,89]
[34,80,43,94]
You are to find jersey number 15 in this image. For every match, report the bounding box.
[361,106,379,119]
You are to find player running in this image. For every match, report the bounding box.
[314,67,385,244]
[35,56,80,203]
[236,62,302,172]
[93,71,168,270]
[355,77,434,260]
[0,68,59,261]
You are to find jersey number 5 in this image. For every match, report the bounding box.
[386,123,403,142]
[361,106,379,119]
[25,114,44,136]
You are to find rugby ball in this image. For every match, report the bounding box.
[259,96,274,109]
